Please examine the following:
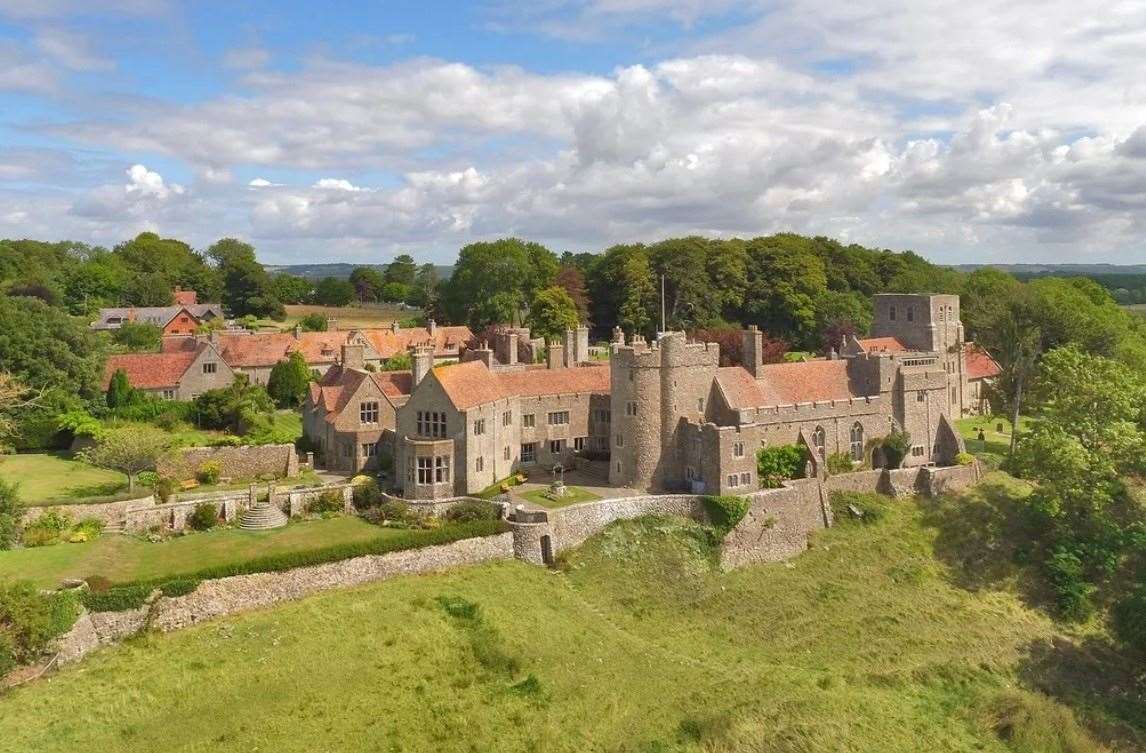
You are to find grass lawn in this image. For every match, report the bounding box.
[106,410,303,449]
[519,485,601,509]
[0,453,126,505]
[956,414,1029,463]
[0,516,390,589]
[0,471,1135,752]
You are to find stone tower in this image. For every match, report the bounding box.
[871,293,963,354]
[609,332,718,490]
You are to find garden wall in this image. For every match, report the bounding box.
[156,443,299,482]
[122,482,356,532]
[21,494,155,527]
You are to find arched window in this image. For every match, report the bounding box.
[849,422,864,461]
[812,426,826,459]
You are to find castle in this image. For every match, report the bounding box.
[304,294,999,495]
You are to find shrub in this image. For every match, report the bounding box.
[955,451,976,466]
[0,477,19,550]
[70,517,104,542]
[22,509,72,547]
[1113,583,1146,652]
[0,582,79,675]
[376,500,416,527]
[308,490,345,515]
[826,452,856,475]
[158,578,200,598]
[445,500,500,523]
[880,430,912,469]
[209,434,243,447]
[298,313,328,332]
[352,478,383,510]
[702,495,750,537]
[154,477,176,503]
[196,460,222,485]
[136,470,159,488]
[80,584,151,612]
[187,502,219,531]
[1045,547,1095,621]
[756,444,805,488]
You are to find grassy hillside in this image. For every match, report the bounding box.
[0,475,1138,752]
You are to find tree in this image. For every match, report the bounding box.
[438,238,558,329]
[742,235,829,349]
[814,290,872,355]
[408,263,439,308]
[0,295,104,401]
[115,231,221,303]
[527,286,581,343]
[267,352,314,408]
[976,290,1042,455]
[105,368,140,409]
[0,373,40,449]
[208,238,283,319]
[691,327,787,367]
[297,313,328,332]
[384,254,417,287]
[555,265,591,324]
[349,267,385,303]
[381,282,411,303]
[270,274,313,305]
[649,237,721,328]
[79,426,171,491]
[112,321,162,352]
[314,277,355,307]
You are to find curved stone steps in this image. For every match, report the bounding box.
[239,503,288,530]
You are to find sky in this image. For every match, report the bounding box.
[1,1,1145,266]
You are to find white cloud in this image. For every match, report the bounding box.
[124,164,183,199]
[312,178,365,192]
[33,27,114,71]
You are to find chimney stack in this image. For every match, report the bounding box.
[742,325,764,378]
[427,318,436,336]
[506,332,518,366]
[328,319,339,332]
[293,324,302,339]
[391,320,400,334]
[612,326,624,345]
[341,344,365,371]
[547,340,566,370]
[411,345,434,387]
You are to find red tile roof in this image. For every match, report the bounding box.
[716,359,862,409]
[162,325,473,370]
[173,289,198,306]
[964,343,1001,379]
[370,370,413,400]
[433,361,610,410]
[856,336,910,353]
[103,347,201,390]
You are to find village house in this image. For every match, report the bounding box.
[91,288,225,336]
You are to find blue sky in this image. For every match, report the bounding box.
[1,0,1144,265]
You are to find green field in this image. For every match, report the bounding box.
[0,473,1136,752]
[956,415,1028,463]
[0,516,390,588]
[0,453,127,504]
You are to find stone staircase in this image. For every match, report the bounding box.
[103,519,126,535]
[239,501,288,531]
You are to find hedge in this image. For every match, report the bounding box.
[84,519,509,611]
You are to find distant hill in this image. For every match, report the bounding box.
[265,263,454,281]
[953,263,1146,275]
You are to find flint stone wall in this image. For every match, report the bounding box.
[157,444,298,482]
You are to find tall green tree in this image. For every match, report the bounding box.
[270,274,313,305]
[408,263,439,308]
[112,321,162,352]
[115,232,221,303]
[105,369,139,409]
[439,238,558,329]
[742,235,829,348]
[384,254,417,286]
[208,238,283,319]
[267,352,314,408]
[314,277,355,307]
[79,425,171,492]
[349,267,385,302]
[527,286,581,343]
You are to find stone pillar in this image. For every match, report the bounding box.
[428,319,437,336]
[742,325,764,378]
[547,341,565,370]
[412,345,434,386]
[342,485,355,513]
[575,326,589,364]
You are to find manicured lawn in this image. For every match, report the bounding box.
[956,415,1027,462]
[519,485,601,509]
[0,516,390,589]
[0,473,1133,751]
[0,452,126,505]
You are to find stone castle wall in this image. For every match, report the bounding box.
[20,494,156,527]
[157,444,299,482]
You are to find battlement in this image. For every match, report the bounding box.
[610,332,719,369]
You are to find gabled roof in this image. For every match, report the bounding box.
[716,359,863,409]
[103,345,204,390]
[369,370,413,400]
[855,336,910,353]
[93,304,222,330]
[359,326,471,357]
[432,360,610,411]
[964,342,1001,379]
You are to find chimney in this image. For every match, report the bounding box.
[411,345,434,387]
[390,320,400,334]
[563,329,575,367]
[341,344,365,371]
[470,342,495,368]
[547,340,566,370]
[427,318,436,336]
[327,319,339,332]
[575,325,589,364]
[506,332,518,366]
[742,325,763,378]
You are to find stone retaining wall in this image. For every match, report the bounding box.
[21,494,155,526]
[51,531,514,666]
[157,444,299,482]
